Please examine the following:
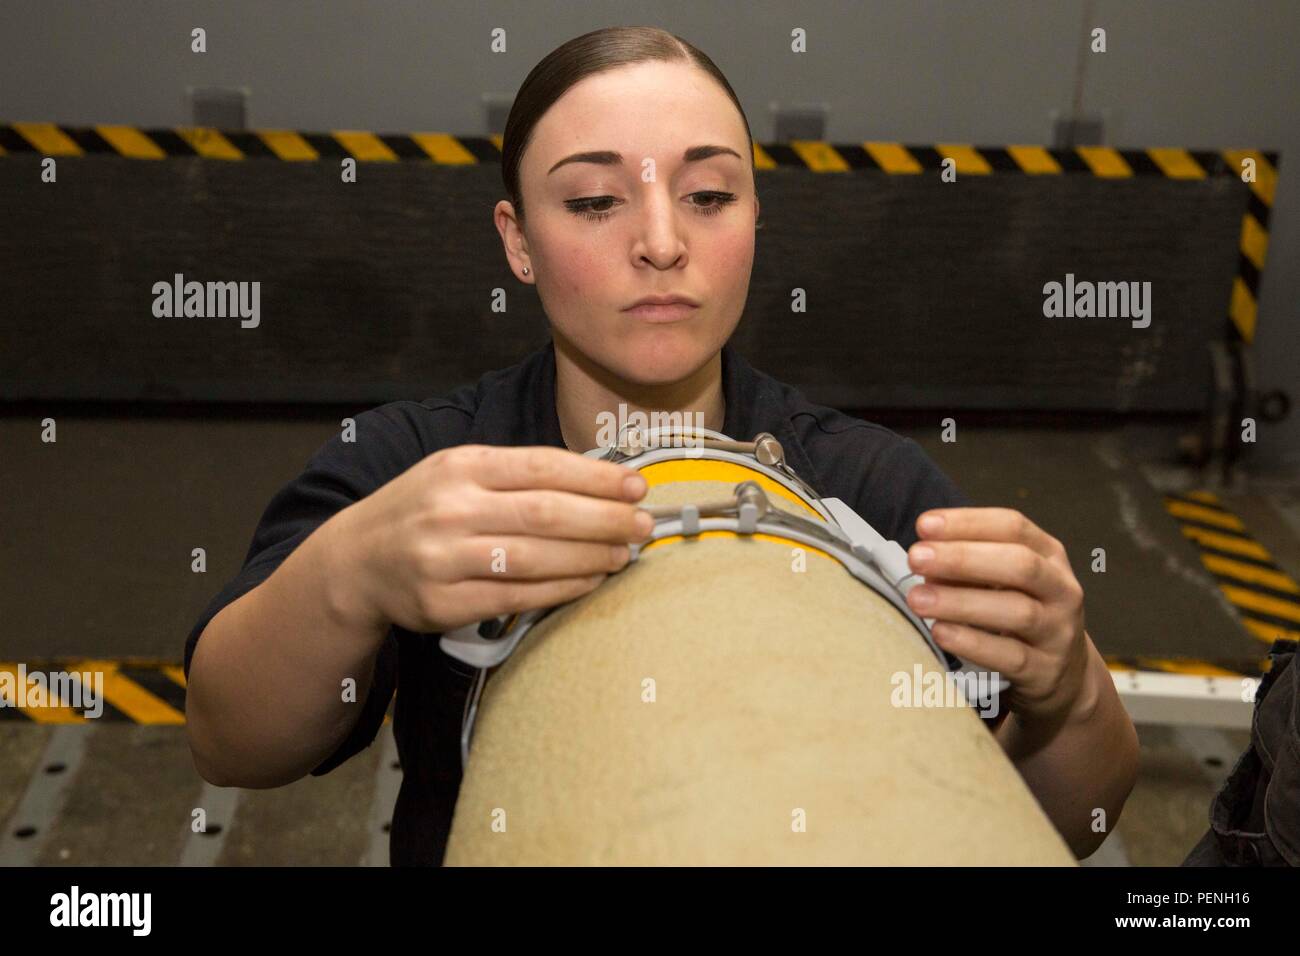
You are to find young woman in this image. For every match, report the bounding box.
[184,26,1138,865]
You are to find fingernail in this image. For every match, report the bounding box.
[918,514,944,535]
[610,545,629,566]
[635,510,654,536]
[909,586,935,609]
[910,544,934,566]
[623,474,647,500]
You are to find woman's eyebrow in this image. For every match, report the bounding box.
[547,144,743,175]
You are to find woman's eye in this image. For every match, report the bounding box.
[564,196,619,221]
[564,191,738,222]
[688,191,738,216]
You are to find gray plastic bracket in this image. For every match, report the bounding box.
[681,503,700,537]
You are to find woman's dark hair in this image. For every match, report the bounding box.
[501,26,755,226]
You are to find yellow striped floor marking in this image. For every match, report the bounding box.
[1179,523,1270,560]
[0,663,89,723]
[1163,499,1245,531]
[936,144,992,175]
[1200,553,1300,593]
[1219,585,1300,624]
[76,659,185,724]
[1141,658,1243,677]
[1243,617,1300,643]
[0,660,403,726]
[1164,492,1300,646]
[1104,656,1258,677]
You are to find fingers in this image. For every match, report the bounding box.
[453,445,647,501]
[915,507,1064,559]
[907,540,1067,599]
[451,535,631,580]
[478,488,654,544]
[440,573,610,622]
[930,621,1037,684]
[907,580,1047,638]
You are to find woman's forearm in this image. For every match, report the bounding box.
[997,635,1139,858]
[185,504,390,788]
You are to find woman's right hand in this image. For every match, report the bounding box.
[328,444,652,634]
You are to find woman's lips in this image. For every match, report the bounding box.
[624,302,698,323]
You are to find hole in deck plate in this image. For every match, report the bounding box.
[382,821,391,833]
[13,826,37,839]
[44,762,66,774]
[390,760,401,770]
[203,824,224,837]
[1204,756,1224,768]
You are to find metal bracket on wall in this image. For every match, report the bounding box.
[1178,340,1237,482]
[1230,339,1292,482]
[1179,338,1293,486]
[1186,338,1293,484]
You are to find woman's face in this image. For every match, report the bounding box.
[498,59,758,386]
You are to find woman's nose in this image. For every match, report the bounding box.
[632,191,687,267]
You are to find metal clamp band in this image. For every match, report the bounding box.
[443,478,958,769]
[597,426,827,506]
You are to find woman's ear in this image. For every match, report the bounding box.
[493,199,533,281]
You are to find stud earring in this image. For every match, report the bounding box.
[522,267,530,275]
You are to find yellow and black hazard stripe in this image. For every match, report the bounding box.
[0,123,1278,343]
[0,123,503,163]
[1103,655,1266,678]
[0,652,1270,717]
[1219,150,1277,345]
[0,124,1273,179]
[0,659,187,724]
[0,658,395,725]
[1163,490,1300,649]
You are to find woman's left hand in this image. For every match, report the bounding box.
[904,507,1093,726]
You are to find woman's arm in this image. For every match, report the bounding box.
[995,633,1139,856]
[904,506,1140,858]
[186,504,389,788]
[185,444,649,789]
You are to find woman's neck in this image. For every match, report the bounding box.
[552,334,726,452]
